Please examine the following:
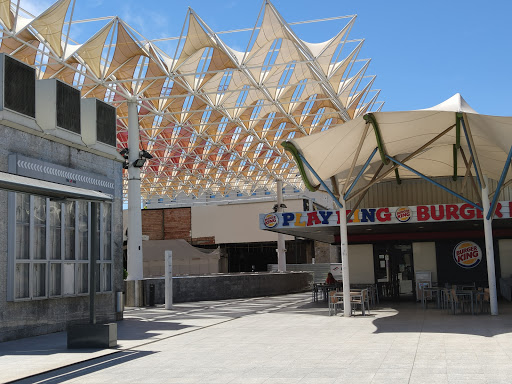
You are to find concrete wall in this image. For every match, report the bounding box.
[191,200,303,244]
[0,124,123,341]
[412,242,438,282]
[499,239,512,278]
[125,272,313,305]
[142,239,220,277]
[348,244,375,284]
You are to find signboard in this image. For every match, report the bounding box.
[453,241,482,269]
[259,201,512,230]
[330,263,343,280]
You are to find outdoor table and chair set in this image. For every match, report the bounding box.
[420,283,490,315]
[313,283,379,316]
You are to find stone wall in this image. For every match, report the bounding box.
[125,272,313,305]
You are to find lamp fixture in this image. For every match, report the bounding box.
[140,150,153,159]
[119,148,129,158]
[132,158,146,168]
[272,203,287,212]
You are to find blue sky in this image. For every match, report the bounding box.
[24,0,512,115]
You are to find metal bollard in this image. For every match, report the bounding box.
[116,291,124,313]
[149,284,155,306]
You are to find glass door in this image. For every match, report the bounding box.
[374,242,414,300]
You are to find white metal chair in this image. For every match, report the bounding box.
[328,291,344,316]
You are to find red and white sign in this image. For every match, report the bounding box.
[263,213,279,228]
[259,201,512,230]
[453,241,482,269]
[395,207,412,222]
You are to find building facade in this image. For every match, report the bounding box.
[0,54,124,341]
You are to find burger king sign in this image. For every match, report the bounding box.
[395,207,412,222]
[453,241,482,269]
[263,213,279,228]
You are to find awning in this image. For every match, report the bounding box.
[0,171,113,201]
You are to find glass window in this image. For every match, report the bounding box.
[15,263,29,299]
[102,204,112,260]
[33,263,46,298]
[10,195,113,301]
[33,196,46,260]
[50,263,61,296]
[78,202,88,261]
[15,194,30,260]
[49,201,61,260]
[77,263,88,294]
[62,263,75,295]
[64,202,75,260]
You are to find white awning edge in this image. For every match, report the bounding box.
[0,171,113,201]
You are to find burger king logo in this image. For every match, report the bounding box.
[395,207,412,222]
[453,241,482,269]
[263,213,279,228]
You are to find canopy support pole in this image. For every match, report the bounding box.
[344,147,378,200]
[363,113,389,165]
[487,146,512,220]
[347,163,384,222]
[340,196,351,317]
[394,168,402,185]
[452,144,458,181]
[127,100,144,307]
[342,122,370,194]
[297,154,350,316]
[385,155,482,212]
[482,176,498,315]
[459,148,481,201]
[299,153,343,209]
[345,124,456,202]
[460,113,484,189]
[276,179,286,272]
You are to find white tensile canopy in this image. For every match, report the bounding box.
[284,93,512,193]
[283,93,512,317]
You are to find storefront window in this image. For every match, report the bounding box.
[33,196,46,260]
[64,201,75,260]
[9,194,114,301]
[49,201,61,260]
[78,201,88,261]
[15,194,29,260]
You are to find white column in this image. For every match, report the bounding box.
[481,176,498,315]
[277,179,286,272]
[127,100,144,306]
[340,197,351,317]
[165,250,173,310]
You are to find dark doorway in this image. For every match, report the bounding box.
[373,242,415,300]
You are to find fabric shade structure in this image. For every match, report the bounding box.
[0,0,382,201]
[283,94,512,195]
[283,93,512,317]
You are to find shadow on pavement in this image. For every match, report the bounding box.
[14,350,154,384]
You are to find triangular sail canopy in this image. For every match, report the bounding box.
[0,0,381,200]
[284,94,512,192]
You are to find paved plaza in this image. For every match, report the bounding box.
[2,292,512,383]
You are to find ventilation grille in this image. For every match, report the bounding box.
[4,55,35,117]
[96,99,116,146]
[56,81,80,133]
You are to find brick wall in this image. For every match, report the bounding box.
[164,208,191,242]
[141,209,164,240]
[142,208,192,242]
[191,236,216,246]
